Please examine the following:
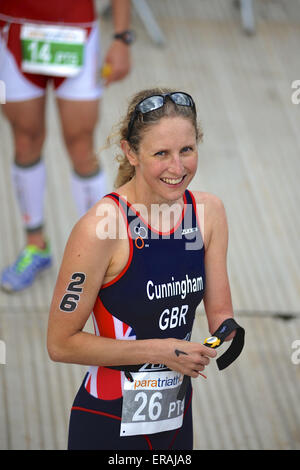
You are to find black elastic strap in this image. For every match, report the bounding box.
[177,375,190,401]
[107,364,144,383]
[213,318,245,370]
[177,318,245,400]
[107,364,143,373]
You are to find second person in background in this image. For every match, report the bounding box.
[0,0,133,292]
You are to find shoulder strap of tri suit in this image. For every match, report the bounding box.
[103,192,131,220]
[103,192,120,203]
[184,189,201,226]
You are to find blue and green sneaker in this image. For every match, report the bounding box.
[1,243,52,292]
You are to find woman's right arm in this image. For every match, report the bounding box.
[47,201,155,367]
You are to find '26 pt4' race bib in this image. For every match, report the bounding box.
[20,23,86,77]
[120,370,185,437]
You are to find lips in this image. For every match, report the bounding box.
[160,175,186,186]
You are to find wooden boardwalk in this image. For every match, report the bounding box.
[0,0,300,449]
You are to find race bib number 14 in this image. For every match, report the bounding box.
[20,23,86,77]
[120,370,185,437]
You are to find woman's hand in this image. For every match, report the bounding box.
[152,338,217,378]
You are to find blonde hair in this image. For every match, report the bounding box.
[106,87,203,188]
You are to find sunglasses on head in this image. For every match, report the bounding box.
[127,92,196,141]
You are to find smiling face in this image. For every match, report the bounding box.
[125,116,198,205]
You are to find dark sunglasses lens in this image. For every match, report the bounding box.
[138,95,164,114]
[171,92,193,107]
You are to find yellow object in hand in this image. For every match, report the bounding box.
[203,336,221,348]
[101,63,112,78]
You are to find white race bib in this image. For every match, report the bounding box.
[20,23,86,77]
[120,370,185,437]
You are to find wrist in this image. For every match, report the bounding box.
[142,338,161,364]
[113,30,135,45]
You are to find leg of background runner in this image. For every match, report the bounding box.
[2,97,47,248]
[57,98,107,216]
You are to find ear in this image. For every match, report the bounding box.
[120,140,139,167]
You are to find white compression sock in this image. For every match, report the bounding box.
[11,158,46,231]
[71,169,107,217]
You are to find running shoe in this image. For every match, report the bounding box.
[0,243,52,292]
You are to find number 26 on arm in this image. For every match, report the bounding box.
[59,272,86,313]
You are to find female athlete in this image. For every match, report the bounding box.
[47,87,236,450]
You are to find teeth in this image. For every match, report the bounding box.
[161,177,184,185]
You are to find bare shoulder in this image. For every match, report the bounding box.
[66,196,123,257]
[191,190,227,221]
[191,190,225,211]
[190,191,228,247]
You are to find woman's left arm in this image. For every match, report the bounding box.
[196,192,235,340]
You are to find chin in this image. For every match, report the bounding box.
[157,187,188,205]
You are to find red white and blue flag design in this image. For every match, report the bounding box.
[84,298,136,399]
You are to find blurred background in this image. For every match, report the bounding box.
[0,0,300,450]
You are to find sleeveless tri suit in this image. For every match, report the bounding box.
[68,190,206,450]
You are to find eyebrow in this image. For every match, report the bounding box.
[151,142,195,152]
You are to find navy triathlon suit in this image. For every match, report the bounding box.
[68,190,205,450]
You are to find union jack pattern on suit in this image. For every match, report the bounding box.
[84,297,136,399]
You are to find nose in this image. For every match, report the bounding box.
[169,153,185,176]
